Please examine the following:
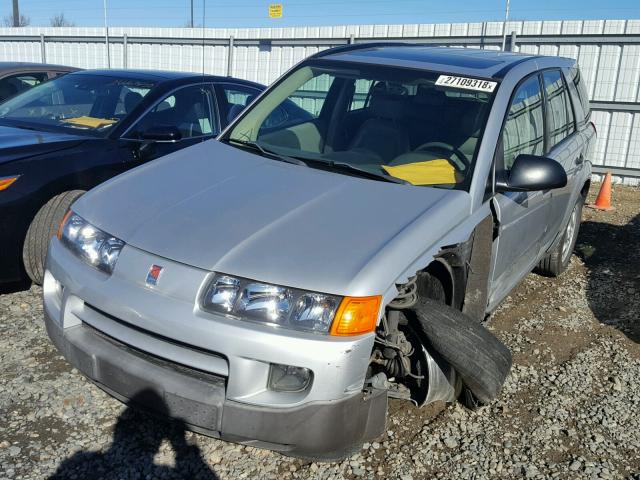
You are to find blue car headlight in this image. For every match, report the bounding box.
[58,211,125,274]
[202,274,341,334]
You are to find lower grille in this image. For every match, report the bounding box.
[82,303,228,381]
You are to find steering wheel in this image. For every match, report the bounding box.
[414,141,470,171]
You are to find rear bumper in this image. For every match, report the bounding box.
[45,312,386,458]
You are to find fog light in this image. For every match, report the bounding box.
[268,363,312,392]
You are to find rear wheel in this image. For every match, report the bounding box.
[23,190,85,285]
[536,197,583,277]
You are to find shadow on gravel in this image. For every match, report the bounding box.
[49,389,219,480]
[579,212,640,344]
[0,278,31,295]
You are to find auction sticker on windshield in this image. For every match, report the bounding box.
[435,75,497,93]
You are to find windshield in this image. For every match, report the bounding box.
[226,61,496,189]
[0,74,156,136]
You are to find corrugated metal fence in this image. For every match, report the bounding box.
[0,19,638,182]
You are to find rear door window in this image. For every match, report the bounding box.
[542,70,575,148]
[502,75,545,169]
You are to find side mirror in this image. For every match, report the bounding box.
[140,126,182,143]
[496,154,567,192]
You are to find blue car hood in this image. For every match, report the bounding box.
[0,124,87,165]
[74,140,471,296]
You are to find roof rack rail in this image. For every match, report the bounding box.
[310,41,413,59]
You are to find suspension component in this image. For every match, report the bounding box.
[370,311,413,379]
[368,286,459,406]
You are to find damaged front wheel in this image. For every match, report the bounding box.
[410,299,512,405]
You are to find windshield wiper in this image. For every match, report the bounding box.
[224,138,407,184]
[313,160,409,185]
[224,138,307,166]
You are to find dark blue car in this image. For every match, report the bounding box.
[0,68,310,286]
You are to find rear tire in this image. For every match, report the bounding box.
[411,299,512,405]
[23,190,85,285]
[535,197,584,277]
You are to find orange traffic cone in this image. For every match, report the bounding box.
[587,172,615,211]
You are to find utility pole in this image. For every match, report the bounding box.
[190,0,194,27]
[12,0,19,27]
[501,0,511,51]
[103,0,111,68]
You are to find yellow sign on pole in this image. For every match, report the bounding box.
[268,3,283,18]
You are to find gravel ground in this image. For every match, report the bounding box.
[1,183,639,480]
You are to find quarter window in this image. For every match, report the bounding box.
[542,70,575,147]
[502,75,545,169]
[568,67,591,123]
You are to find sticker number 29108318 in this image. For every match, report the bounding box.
[435,75,497,93]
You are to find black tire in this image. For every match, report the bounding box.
[23,190,85,285]
[411,298,512,405]
[535,197,584,277]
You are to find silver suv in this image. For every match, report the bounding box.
[44,44,595,460]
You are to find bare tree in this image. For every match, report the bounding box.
[50,13,75,27]
[3,14,30,27]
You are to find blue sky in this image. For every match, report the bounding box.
[3,0,639,28]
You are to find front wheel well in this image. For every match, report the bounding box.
[420,260,454,306]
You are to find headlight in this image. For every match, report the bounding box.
[58,211,125,274]
[202,274,342,334]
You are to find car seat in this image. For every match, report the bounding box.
[124,91,144,115]
[347,84,411,163]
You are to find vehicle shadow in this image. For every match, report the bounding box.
[578,212,640,344]
[0,278,31,295]
[48,389,219,480]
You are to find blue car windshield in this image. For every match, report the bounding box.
[0,73,156,136]
[227,61,497,189]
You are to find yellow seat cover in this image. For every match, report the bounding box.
[382,159,462,185]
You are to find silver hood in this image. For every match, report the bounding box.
[74,140,471,296]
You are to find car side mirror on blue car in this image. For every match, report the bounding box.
[496,154,567,193]
[140,125,183,143]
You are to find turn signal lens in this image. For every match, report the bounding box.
[57,210,72,240]
[0,175,19,191]
[330,296,381,336]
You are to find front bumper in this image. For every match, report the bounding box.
[45,313,386,458]
[43,238,387,457]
